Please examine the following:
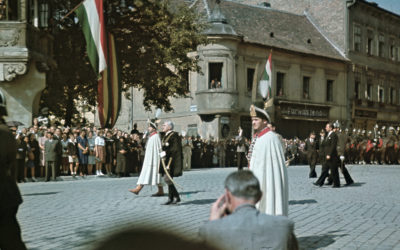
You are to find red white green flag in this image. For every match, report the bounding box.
[75,0,121,128]
[75,0,107,75]
[259,53,272,100]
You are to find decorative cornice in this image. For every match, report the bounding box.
[0,63,28,82]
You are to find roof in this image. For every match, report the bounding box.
[182,0,346,61]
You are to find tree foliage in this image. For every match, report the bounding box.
[41,0,207,125]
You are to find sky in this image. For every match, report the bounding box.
[368,0,400,15]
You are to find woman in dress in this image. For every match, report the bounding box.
[76,130,89,177]
[87,131,96,175]
[94,129,106,175]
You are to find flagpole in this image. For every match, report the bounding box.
[61,0,85,21]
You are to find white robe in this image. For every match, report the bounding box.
[137,133,162,186]
[250,131,289,216]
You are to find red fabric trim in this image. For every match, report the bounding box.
[254,127,271,138]
[150,132,157,137]
[94,0,107,66]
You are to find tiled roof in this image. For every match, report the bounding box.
[180,0,346,61]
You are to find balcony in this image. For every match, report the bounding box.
[195,88,238,114]
[0,21,55,81]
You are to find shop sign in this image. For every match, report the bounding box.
[220,117,230,124]
[280,104,329,118]
[354,109,377,119]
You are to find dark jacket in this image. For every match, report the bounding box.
[0,120,22,208]
[324,131,338,160]
[161,131,183,177]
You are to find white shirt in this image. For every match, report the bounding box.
[95,136,105,146]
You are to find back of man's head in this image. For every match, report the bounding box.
[224,170,262,202]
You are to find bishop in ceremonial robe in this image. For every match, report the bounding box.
[247,104,289,216]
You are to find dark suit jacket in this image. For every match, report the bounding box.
[199,204,297,250]
[324,131,338,160]
[0,120,22,209]
[161,131,183,177]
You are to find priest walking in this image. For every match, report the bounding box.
[247,104,289,216]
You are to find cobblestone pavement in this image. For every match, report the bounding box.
[17,165,400,250]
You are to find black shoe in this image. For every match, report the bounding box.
[332,185,340,188]
[172,197,181,204]
[163,199,173,205]
[313,182,321,187]
[345,181,354,186]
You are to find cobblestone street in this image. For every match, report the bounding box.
[17,165,400,250]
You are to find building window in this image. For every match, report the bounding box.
[39,0,49,28]
[378,86,384,103]
[247,68,255,92]
[209,62,223,89]
[303,76,310,99]
[366,83,372,100]
[276,72,285,96]
[367,30,374,56]
[354,24,362,52]
[389,87,395,105]
[326,80,333,102]
[355,79,361,100]
[0,0,18,20]
[378,34,385,57]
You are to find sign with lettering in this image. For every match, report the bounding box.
[279,103,329,119]
[354,109,377,119]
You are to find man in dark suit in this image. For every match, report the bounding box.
[304,131,318,178]
[160,121,183,205]
[199,170,298,250]
[44,132,62,181]
[314,123,340,187]
[332,123,354,186]
[0,90,27,249]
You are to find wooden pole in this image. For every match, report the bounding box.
[251,62,259,103]
[61,0,84,21]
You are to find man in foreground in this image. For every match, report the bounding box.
[0,90,26,249]
[199,171,298,250]
[247,104,288,216]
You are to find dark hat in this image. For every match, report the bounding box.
[250,104,270,122]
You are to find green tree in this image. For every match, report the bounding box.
[41,0,207,125]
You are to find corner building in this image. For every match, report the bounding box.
[115,0,349,139]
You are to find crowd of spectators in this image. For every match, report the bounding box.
[10,118,317,183]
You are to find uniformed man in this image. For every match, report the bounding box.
[160,121,183,205]
[0,90,27,249]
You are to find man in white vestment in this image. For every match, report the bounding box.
[129,119,164,196]
[247,104,289,216]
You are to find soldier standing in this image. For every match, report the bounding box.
[191,136,203,168]
[0,90,27,249]
[182,136,192,170]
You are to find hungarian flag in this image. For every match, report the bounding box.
[259,53,272,100]
[75,0,121,128]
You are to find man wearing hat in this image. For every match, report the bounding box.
[129,119,164,196]
[0,90,27,249]
[247,104,288,216]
